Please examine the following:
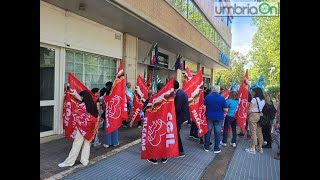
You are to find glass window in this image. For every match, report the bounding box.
[65,50,118,90]
[40,106,54,132]
[181,0,188,17]
[40,47,55,100]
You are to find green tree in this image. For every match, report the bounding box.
[248,0,280,86]
[215,51,248,89]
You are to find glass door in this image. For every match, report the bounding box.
[40,44,59,137]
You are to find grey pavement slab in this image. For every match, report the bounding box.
[63,124,217,180]
[223,137,280,180]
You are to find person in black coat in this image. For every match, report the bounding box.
[174,80,189,157]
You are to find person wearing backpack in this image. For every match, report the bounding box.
[245,87,265,154]
[261,91,277,148]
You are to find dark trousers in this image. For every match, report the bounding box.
[222,116,237,144]
[262,123,272,146]
[190,121,198,137]
[177,121,184,153]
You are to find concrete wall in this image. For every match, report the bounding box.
[116,0,220,64]
[40,1,123,59]
[123,33,138,91]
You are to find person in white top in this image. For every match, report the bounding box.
[245,87,265,154]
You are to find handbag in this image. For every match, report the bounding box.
[255,98,269,126]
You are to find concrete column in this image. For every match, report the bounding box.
[122,33,138,91]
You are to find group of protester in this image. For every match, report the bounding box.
[58,76,280,168]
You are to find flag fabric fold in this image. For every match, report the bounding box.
[131,75,150,123]
[234,70,249,132]
[68,73,97,102]
[141,78,179,159]
[250,75,265,92]
[174,54,183,70]
[63,74,98,141]
[104,60,128,134]
[182,70,208,137]
[183,67,193,87]
[215,74,221,86]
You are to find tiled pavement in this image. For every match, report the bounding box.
[40,124,142,179]
[42,123,280,180]
[63,125,218,180]
[223,137,280,180]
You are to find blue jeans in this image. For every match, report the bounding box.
[222,116,237,144]
[92,133,100,145]
[204,119,223,151]
[104,124,119,145]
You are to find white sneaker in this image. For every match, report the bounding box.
[220,141,227,147]
[245,148,256,154]
[58,162,72,168]
[103,144,109,148]
[263,141,267,145]
[258,147,263,153]
[230,143,236,147]
[214,150,221,154]
[93,142,101,147]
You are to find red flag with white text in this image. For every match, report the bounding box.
[182,70,208,137]
[234,70,249,131]
[104,60,128,134]
[62,90,77,141]
[62,90,98,141]
[131,75,150,123]
[68,73,98,102]
[141,78,179,159]
[73,104,98,141]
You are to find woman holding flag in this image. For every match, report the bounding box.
[59,90,99,167]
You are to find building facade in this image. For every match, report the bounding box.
[40,0,232,140]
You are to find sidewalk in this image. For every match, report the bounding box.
[223,136,280,180]
[40,124,142,179]
[61,124,219,180]
[41,124,280,179]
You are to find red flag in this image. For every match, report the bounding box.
[131,75,150,123]
[105,60,128,134]
[220,89,231,136]
[73,104,98,141]
[68,73,98,102]
[182,70,208,137]
[62,90,98,141]
[234,70,249,131]
[141,78,179,159]
[183,67,193,87]
[62,90,77,141]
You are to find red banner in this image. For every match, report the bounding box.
[62,90,77,141]
[183,67,193,86]
[131,75,150,123]
[104,60,128,134]
[73,104,99,141]
[182,70,208,137]
[141,78,179,159]
[234,70,249,131]
[68,73,98,102]
[62,90,98,141]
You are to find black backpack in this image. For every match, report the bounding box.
[262,100,277,121]
[255,98,277,126]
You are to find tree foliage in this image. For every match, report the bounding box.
[215,51,248,89]
[248,0,280,86]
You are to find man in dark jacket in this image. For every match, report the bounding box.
[174,80,189,157]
